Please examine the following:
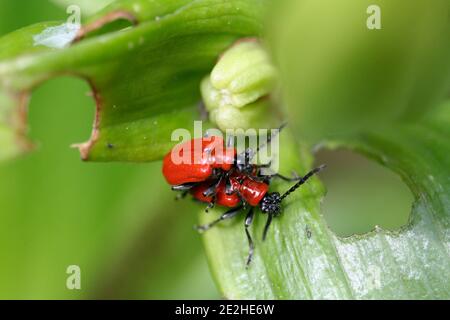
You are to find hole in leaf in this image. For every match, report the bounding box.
[28,76,95,152]
[315,148,413,237]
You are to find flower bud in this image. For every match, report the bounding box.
[200,40,277,130]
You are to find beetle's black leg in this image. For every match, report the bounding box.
[252,161,275,182]
[225,177,234,195]
[172,183,198,191]
[259,161,272,169]
[223,183,248,209]
[202,177,223,213]
[235,190,248,210]
[205,197,216,213]
[256,168,302,182]
[195,205,243,232]
[175,190,189,200]
[223,168,236,195]
[173,182,199,200]
[202,173,225,198]
[202,182,218,198]
[244,207,255,267]
[262,212,273,241]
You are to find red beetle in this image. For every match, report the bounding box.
[162,130,326,266]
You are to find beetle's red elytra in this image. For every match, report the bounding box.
[162,136,235,185]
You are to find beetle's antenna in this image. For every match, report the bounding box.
[255,122,288,154]
[280,165,327,201]
[238,122,288,165]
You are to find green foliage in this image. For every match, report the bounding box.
[203,102,450,299]
[0,0,266,161]
[0,0,449,299]
[272,0,450,142]
[0,76,217,299]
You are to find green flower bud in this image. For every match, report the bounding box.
[200,40,277,130]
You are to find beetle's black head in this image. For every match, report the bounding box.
[260,192,282,216]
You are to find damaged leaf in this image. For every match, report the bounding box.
[0,0,266,161]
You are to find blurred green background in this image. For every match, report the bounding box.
[0,0,413,299]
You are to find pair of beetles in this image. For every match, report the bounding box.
[162,126,325,266]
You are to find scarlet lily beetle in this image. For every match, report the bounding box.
[162,126,326,266]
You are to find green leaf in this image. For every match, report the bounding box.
[2,0,449,300]
[201,101,450,299]
[0,0,266,161]
[0,74,217,299]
